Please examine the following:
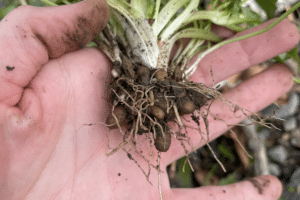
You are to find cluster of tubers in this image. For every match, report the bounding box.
[106,54,209,152]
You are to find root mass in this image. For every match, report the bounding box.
[106,54,219,153]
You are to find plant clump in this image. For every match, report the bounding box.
[36,0,300,160]
[93,0,272,158]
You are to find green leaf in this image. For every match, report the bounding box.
[219,173,238,185]
[159,0,199,41]
[145,0,156,19]
[273,55,285,63]
[151,0,190,38]
[279,196,285,200]
[131,0,147,16]
[157,27,222,70]
[203,164,218,186]
[172,28,222,42]
[176,157,193,188]
[86,42,97,47]
[40,0,58,6]
[0,4,17,20]
[255,0,277,19]
[273,47,300,70]
[293,77,300,84]
[287,47,300,65]
[242,6,262,20]
[182,11,261,29]
[0,0,20,20]
[287,186,297,193]
[287,48,300,75]
[217,141,235,162]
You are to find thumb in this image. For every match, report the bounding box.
[0,0,109,106]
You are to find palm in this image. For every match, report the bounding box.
[0,1,299,200]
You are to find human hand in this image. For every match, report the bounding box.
[0,1,298,200]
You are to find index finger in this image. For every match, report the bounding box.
[190,18,299,86]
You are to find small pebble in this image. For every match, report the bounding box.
[282,166,300,200]
[296,113,300,121]
[268,145,288,164]
[291,138,300,148]
[290,151,300,164]
[269,163,282,177]
[283,117,297,132]
[258,128,271,140]
[289,167,300,186]
[278,133,291,147]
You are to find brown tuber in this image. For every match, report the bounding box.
[154,127,171,152]
[150,106,165,120]
[178,98,195,115]
[155,69,168,81]
[106,106,128,129]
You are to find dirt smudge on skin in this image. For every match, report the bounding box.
[61,15,90,51]
[6,66,15,71]
[87,3,109,37]
[65,4,109,50]
[32,2,109,58]
[35,33,51,54]
[248,178,263,194]
[247,177,270,195]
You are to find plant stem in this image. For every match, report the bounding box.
[20,0,27,6]
[62,0,71,5]
[153,0,161,20]
[40,0,57,6]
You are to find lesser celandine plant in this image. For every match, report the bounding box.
[37,0,300,160]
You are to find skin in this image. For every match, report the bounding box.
[0,0,299,199]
